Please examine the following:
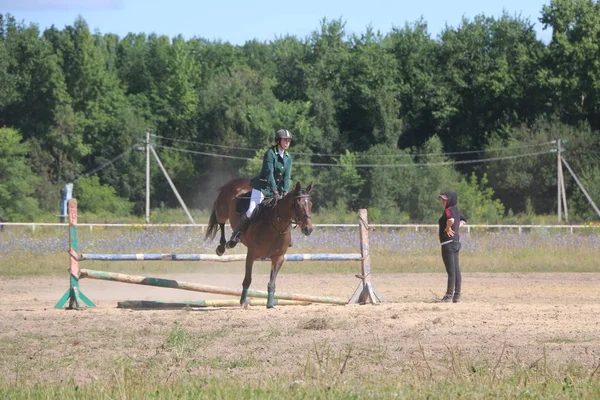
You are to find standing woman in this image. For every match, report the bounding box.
[437,191,462,303]
[227,129,293,248]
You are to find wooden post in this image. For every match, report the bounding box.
[55,199,95,309]
[349,209,383,304]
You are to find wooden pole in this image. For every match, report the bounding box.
[80,268,349,305]
[117,299,311,309]
[79,253,362,262]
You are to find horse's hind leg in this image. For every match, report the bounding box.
[216,223,226,256]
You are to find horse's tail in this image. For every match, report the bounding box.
[204,200,220,241]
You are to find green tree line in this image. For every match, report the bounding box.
[1,0,599,223]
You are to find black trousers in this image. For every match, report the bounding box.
[441,241,461,296]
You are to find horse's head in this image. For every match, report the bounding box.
[289,182,313,236]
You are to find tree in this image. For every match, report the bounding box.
[0,128,41,221]
[437,14,545,154]
[343,28,402,149]
[388,19,447,150]
[313,151,364,210]
[73,175,133,217]
[303,19,351,153]
[455,173,505,223]
[539,0,600,129]
[483,121,557,215]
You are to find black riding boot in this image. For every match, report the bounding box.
[227,214,250,248]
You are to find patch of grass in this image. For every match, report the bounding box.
[3,342,600,398]
[165,321,198,359]
[299,317,330,330]
[1,376,600,400]
[192,354,258,370]
[302,340,355,387]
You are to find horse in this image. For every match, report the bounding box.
[205,179,314,308]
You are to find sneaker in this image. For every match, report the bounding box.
[452,295,461,303]
[437,295,453,303]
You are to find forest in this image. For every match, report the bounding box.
[1,0,599,223]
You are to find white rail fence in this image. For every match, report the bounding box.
[1,222,598,234]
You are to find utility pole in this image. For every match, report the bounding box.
[145,129,151,224]
[143,131,195,225]
[557,139,562,222]
[561,157,600,219]
[552,139,568,222]
[149,145,196,225]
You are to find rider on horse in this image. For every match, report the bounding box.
[227,129,293,247]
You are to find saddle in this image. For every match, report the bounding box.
[235,194,276,217]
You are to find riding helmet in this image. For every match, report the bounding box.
[275,129,293,141]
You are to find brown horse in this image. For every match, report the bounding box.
[205,179,314,308]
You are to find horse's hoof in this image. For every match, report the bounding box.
[216,245,225,256]
[266,305,275,309]
[241,302,249,310]
[226,240,238,249]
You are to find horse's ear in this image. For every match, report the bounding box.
[294,182,301,192]
[306,182,313,194]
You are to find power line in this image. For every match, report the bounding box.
[74,146,138,183]
[152,134,554,158]
[155,145,253,161]
[153,135,259,153]
[296,151,552,168]
[156,144,551,168]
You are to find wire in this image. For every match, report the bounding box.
[155,145,253,161]
[295,151,552,168]
[156,144,551,168]
[154,135,259,152]
[152,134,555,158]
[73,145,138,183]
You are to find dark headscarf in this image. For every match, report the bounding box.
[440,191,458,208]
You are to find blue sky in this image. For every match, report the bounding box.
[3,0,553,44]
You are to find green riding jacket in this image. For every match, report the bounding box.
[250,146,292,196]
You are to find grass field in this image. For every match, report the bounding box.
[1,225,598,276]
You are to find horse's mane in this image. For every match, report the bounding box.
[253,196,278,220]
[252,188,310,221]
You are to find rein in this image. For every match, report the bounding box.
[272,194,311,235]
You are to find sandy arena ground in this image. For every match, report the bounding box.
[1,271,600,384]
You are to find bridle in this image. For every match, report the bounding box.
[273,193,312,235]
[292,194,312,226]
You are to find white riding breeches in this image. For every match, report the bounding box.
[247,189,264,218]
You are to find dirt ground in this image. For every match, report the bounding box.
[1,270,600,385]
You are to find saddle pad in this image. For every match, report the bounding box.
[235,193,251,215]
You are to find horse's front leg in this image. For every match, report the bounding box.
[216,223,226,256]
[267,256,285,309]
[240,254,255,309]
